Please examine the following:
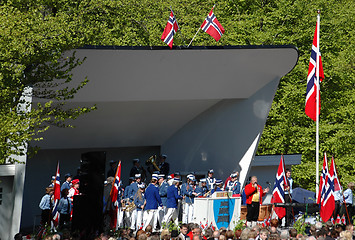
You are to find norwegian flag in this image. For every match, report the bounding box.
[110,161,121,229]
[330,156,342,192]
[319,153,335,222]
[201,6,225,41]
[200,221,206,230]
[341,215,346,225]
[317,153,328,204]
[110,161,121,206]
[336,215,341,224]
[271,155,287,219]
[261,217,270,227]
[52,162,60,227]
[330,216,335,224]
[209,222,216,231]
[161,11,179,49]
[305,15,324,121]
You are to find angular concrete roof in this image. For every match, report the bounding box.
[33,46,298,149]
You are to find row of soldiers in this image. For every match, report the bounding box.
[104,168,241,232]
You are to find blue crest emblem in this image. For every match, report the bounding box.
[213,198,235,229]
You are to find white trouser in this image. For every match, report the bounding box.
[157,206,167,227]
[130,208,137,230]
[143,209,158,231]
[136,210,144,230]
[182,202,194,224]
[124,210,132,228]
[162,208,178,228]
[116,208,124,230]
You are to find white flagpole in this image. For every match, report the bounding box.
[315,11,320,197]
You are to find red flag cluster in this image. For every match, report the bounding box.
[318,153,342,222]
[161,7,225,49]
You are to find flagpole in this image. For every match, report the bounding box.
[315,11,320,198]
[170,6,188,48]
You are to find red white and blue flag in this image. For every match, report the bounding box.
[317,153,328,204]
[305,16,324,121]
[319,153,335,222]
[52,162,60,227]
[161,11,179,49]
[271,155,287,219]
[201,6,225,42]
[110,161,121,206]
[110,161,121,229]
[330,156,342,192]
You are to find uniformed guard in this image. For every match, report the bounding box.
[159,154,170,176]
[225,172,241,195]
[158,174,169,228]
[195,178,208,197]
[181,174,197,223]
[133,182,146,230]
[206,169,216,191]
[123,177,135,228]
[143,175,162,231]
[162,177,182,228]
[211,179,224,195]
[61,173,72,192]
[129,173,142,229]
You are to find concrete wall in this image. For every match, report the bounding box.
[162,78,280,185]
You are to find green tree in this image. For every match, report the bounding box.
[1,0,354,190]
[0,1,96,163]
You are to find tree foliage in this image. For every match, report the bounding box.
[1,0,354,190]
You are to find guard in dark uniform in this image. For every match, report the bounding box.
[159,154,170,176]
[107,160,117,178]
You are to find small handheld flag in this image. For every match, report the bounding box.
[201,6,225,41]
[161,11,179,49]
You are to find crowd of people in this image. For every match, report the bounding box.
[18,218,355,239]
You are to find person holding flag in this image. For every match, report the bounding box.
[284,169,294,227]
[340,182,354,224]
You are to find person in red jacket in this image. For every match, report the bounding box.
[244,176,269,227]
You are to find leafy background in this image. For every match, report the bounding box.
[1,0,354,190]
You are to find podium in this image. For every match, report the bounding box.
[240,204,272,221]
[193,192,241,229]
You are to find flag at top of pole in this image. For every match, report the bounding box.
[305,13,324,121]
[201,6,225,41]
[161,10,179,49]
